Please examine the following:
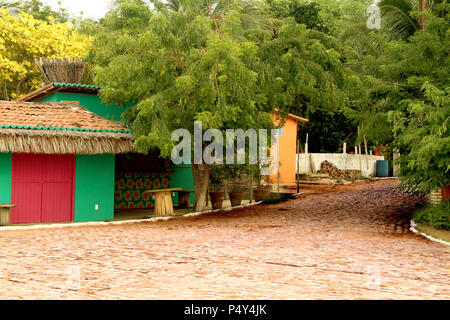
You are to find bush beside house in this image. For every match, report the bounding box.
[413,203,450,231]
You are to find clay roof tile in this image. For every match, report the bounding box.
[0,101,131,133]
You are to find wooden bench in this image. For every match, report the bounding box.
[0,204,16,226]
[143,188,182,216]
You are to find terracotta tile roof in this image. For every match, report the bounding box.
[0,101,132,133]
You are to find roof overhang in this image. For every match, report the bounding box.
[288,113,309,123]
[0,100,134,154]
[16,82,101,102]
[272,109,309,124]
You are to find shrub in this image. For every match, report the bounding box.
[413,203,450,230]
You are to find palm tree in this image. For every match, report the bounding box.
[164,0,278,31]
[341,0,431,46]
[378,0,419,39]
[418,0,429,29]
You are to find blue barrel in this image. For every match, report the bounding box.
[376,160,389,177]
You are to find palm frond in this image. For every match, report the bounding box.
[237,0,276,30]
[339,19,386,58]
[378,0,419,40]
[165,0,180,12]
[200,0,275,31]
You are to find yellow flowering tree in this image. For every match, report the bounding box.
[0,9,91,100]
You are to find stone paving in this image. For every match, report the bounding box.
[0,180,448,299]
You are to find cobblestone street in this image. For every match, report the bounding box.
[0,180,448,299]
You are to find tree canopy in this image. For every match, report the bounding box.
[341,0,449,191]
[2,0,447,195]
[0,9,91,99]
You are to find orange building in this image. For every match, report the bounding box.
[270,113,308,185]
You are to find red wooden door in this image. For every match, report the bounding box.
[11,154,74,224]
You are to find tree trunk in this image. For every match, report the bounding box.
[16,79,24,97]
[192,163,210,212]
[2,82,9,101]
[419,0,428,30]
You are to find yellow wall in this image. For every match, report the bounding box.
[270,115,299,185]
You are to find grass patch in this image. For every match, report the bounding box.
[359,176,375,181]
[413,202,450,231]
[415,223,450,243]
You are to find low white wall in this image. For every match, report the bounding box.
[296,153,385,177]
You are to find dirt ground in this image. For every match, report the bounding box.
[0,179,448,299]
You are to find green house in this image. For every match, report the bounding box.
[0,82,193,225]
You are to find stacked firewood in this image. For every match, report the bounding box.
[317,161,350,179]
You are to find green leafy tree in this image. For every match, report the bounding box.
[20,0,69,23]
[378,0,419,39]
[265,0,330,32]
[0,0,20,9]
[90,0,275,211]
[386,6,450,192]
[266,0,372,36]
[263,0,374,152]
[339,1,447,148]
[345,1,449,192]
[390,80,450,193]
[257,20,365,152]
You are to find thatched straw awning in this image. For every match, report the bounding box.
[0,101,134,155]
[0,128,134,154]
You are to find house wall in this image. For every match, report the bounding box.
[36,92,196,213]
[0,153,12,204]
[114,169,171,210]
[74,154,115,222]
[170,165,195,205]
[270,117,299,185]
[296,153,386,177]
[37,92,131,121]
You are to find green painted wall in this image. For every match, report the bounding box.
[0,153,12,204]
[74,154,115,222]
[38,92,132,121]
[170,165,194,205]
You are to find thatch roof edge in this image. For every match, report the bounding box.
[0,128,135,155]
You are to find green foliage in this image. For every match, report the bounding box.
[335,1,449,193]
[20,0,69,23]
[87,0,448,195]
[90,0,359,156]
[266,0,372,36]
[258,23,356,115]
[91,0,275,158]
[209,164,225,187]
[383,9,449,192]
[0,0,20,10]
[378,0,419,40]
[265,0,329,32]
[264,0,374,152]
[414,202,450,230]
[298,110,355,153]
[389,79,450,192]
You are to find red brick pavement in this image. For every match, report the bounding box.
[0,180,448,299]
